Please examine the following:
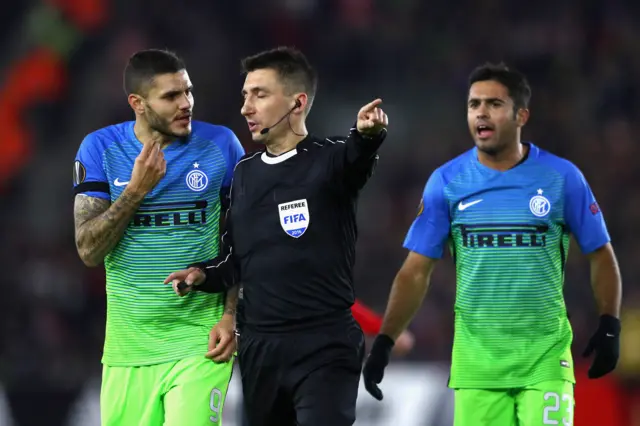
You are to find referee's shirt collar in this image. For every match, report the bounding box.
[261,135,318,165]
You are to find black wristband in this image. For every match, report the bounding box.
[599,314,621,334]
[372,334,395,352]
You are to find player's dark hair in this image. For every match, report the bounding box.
[123,49,186,96]
[241,46,318,112]
[468,62,531,112]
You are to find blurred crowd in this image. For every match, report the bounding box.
[1,0,640,424]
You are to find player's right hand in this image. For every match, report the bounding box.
[363,334,395,401]
[206,315,236,363]
[163,267,206,296]
[127,141,167,196]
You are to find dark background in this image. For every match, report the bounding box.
[1,0,639,424]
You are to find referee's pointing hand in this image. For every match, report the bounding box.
[163,266,206,296]
[357,98,388,137]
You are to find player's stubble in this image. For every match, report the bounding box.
[475,109,519,156]
[144,102,192,139]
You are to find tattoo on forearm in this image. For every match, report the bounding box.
[224,286,239,316]
[74,191,143,266]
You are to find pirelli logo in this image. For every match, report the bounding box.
[133,200,208,227]
[458,223,549,248]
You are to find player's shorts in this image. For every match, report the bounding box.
[237,319,365,426]
[100,354,234,426]
[454,380,575,426]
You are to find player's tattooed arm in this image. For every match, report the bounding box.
[587,243,622,317]
[223,285,239,318]
[74,190,145,267]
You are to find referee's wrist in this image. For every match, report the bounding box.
[355,128,386,140]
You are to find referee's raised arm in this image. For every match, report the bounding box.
[169,46,390,426]
[349,98,389,162]
[331,98,389,191]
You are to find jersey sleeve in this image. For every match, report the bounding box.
[563,165,610,254]
[220,129,245,209]
[73,133,110,200]
[403,169,451,259]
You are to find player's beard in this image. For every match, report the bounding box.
[477,140,506,156]
[144,103,190,139]
[477,121,518,156]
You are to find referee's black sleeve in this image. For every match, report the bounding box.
[188,199,237,293]
[344,124,387,165]
[331,125,387,192]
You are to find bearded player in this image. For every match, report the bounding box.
[72,49,244,426]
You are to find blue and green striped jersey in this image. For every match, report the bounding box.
[404,143,610,388]
[73,121,244,366]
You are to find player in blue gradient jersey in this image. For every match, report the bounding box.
[364,62,623,426]
[72,49,244,426]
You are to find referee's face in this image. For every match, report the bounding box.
[241,68,293,142]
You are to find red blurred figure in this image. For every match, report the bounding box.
[351,300,415,357]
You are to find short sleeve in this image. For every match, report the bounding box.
[403,170,451,259]
[563,164,610,254]
[73,133,110,200]
[222,129,245,190]
[219,129,244,209]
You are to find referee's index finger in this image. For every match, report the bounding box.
[361,98,383,112]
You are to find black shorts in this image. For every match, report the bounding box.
[237,320,365,426]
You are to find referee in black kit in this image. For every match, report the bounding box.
[165,46,388,426]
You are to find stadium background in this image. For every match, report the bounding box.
[1,0,639,425]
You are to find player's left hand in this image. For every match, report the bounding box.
[206,315,236,363]
[363,334,395,401]
[356,98,388,137]
[582,314,621,379]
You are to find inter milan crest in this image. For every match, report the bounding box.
[186,162,208,192]
[278,199,310,238]
[529,188,551,217]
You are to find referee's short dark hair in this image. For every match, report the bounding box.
[468,62,531,113]
[123,49,186,96]
[241,46,318,113]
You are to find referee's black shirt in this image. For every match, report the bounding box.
[196,126,386,332]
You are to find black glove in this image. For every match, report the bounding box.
[582,314,621,379]
[363,334,394,401]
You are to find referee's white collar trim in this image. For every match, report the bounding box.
[261,149,298,165]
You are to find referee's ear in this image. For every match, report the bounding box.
[292,93,309,115]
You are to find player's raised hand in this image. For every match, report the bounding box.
[356,98,388,137]
[206,315,236,363]
[127,141,167,196]
[163,266,206,297]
